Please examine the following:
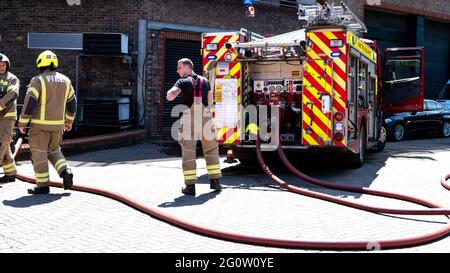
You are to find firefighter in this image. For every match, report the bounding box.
[0,53,19,184]
[18,50,77,194]
[166,58,222,196]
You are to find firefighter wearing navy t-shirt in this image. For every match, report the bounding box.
[166,58,222,196]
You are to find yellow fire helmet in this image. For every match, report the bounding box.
[0,53,10,71]
[36,50,58,69]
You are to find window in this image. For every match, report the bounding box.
[385,59,421,82]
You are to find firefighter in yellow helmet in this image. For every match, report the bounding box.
[0,53,19,186]
[18,50,77,194]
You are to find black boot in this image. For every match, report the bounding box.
[182,184,196,196]
[0,175,15,183]
[61,168,73,190]
[210,179,222,190]
[28,186,50,194]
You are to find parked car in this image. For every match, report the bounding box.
[385,99,450,141]
[436,79,450,110]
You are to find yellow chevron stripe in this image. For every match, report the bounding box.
[322,32,346,55]
[224,129,239,144]
[230,63,240,77]
[302,95,332,130]
[302,130,319,146]
[217,128,228,140]
[305,62,332,94]
[214,35,240,63]
[302,104,331,142]
[309,33,346,74]
[203,35,226,69]
[303,77,346,111]
[306,47,346,92]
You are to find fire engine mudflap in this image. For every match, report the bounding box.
[10,1,450,251]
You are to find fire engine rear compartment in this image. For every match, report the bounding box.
[242,60,304,145]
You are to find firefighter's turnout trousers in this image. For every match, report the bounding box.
[28,127,68,188]
[0,120,17,176]
[179,104,222,185]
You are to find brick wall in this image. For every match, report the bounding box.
[0,0,145,109]
[0,0,448,139]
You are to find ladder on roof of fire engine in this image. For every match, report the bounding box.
[298,1,367,35]
[229,1,366,55]
[239,28,264,41]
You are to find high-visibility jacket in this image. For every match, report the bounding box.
[0,71,19,121]
[19,71,77,130]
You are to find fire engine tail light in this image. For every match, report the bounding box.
[334,132,344,141]
[334,112,344,121]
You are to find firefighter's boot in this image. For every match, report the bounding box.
[61,168,73,190]
[28,186,50,194]
[182,184,196,196]
[210,179,222,191]
[0,175,15,183]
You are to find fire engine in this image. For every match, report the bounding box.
[201,2,425,167]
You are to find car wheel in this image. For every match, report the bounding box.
[394,123,405,141]
[442,121,450,138]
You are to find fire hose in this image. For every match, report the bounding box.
[10,134,450,250]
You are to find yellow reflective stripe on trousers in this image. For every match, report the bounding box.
[184,175,197,180]
[36,172,49,178]
[207,170,222,175]
[19,117,30,124]
[38,76,46,121]
[54,159,67,172]
[207,164,221,171]
[183,170,197,175]
[36,172,49,182]
[3,162,16,169]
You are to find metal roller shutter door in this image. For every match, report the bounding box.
[425,20,450,99]
[364,10,413,52]
[162,39,202,138]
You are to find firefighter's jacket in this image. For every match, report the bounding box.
[19,71,77,131]
[0,71,19,121]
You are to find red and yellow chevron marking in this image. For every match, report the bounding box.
[203,33,242,145]
[203,34,241,72]
[302,31,347,147]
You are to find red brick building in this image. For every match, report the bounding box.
[0,0,448,139]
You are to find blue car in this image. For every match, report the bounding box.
[385,99,450,141]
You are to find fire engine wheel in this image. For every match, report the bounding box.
[393,123,406,141]
[348,126,366,168]
[441,121,450,137]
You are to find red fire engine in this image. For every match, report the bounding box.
[201,2,424,167]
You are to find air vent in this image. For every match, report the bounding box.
[83,33,128,55]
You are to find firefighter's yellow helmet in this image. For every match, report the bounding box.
[36,50,58,69]
[0,53,10,71]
